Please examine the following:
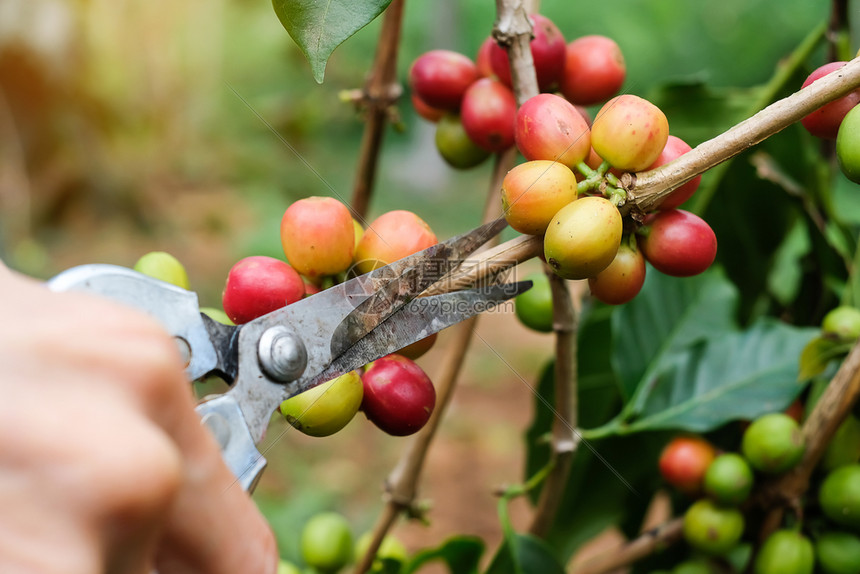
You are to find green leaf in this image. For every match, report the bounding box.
[543,433,663,562]
[611,268,739,405]
[272,0,393,83]
[485,533,566,574]
[767,217,811,306]
[647,80,762,146]
[403,536,484,574]
[621,319,815,434]
[798,336,853,380]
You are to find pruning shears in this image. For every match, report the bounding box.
[47,217,529,493]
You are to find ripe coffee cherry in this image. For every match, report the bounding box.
[134,251,190,289]
[354,210,437,274]
[753,530,814,574]
[683,499,745,556]
[560,35,626,106]
[281,197,355,280]
[476,37,496,78]
[222,256,304,324]
[837,104,860,183]
[544,197,623,280]
[588,237,646,305]
[435,114,491,170]
[801,62,860,140]
[515,93,592,168]
[279,371,363,437]
[638,209,717,278]
[461,78,517,152]
[658,436,716,494]
[647,135,701,209]
[409,50,479,111]
[742,413,805,474]
[500,160,578,235]
[411,92,445,123]
[704,453,754,506]
[361,354,436,436]
[489,13,566,92]
[591,95,669,171]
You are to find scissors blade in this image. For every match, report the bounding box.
[243,217,508,399]
[306,280,533,389]
[329,216,508,358]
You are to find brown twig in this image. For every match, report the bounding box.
[528,271,579,537]
[348,0,405,220]
[571,517,685,574]
[493,0,537,106]
[352,151,515,574]
[622,56,860,214]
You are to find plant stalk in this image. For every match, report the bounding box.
[352,151,514,574]
[528,271,579,537]
[349,0,405,220]
[624,55,860,214]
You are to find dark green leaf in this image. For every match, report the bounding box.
[798,336,853,380]
[542,431,664,562]
[621,319,815,433]
[403,536,484,574]
[272,0,393,83]
[612,268,738,405]
[485,533,566,574]
[647,80,762,146]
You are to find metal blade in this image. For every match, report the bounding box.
[328,216,508,358]
[303,280,533,390]
[243,217,508,398]
[47,264,221,381]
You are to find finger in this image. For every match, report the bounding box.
[152,392,278,574]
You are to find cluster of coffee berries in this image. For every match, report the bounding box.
[133,197,441,440]
[409,14,623,170]
[656,396,860,574]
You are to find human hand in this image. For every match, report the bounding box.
[0,262,277,574]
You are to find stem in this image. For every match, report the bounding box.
[528,271,579,537]
[493,0,539,105]
[423,233,543,297]
[827,0,851,62]
[348,0,405,220]
[570,517,684,574]
[352,152,515,574]
[627,26,855,215]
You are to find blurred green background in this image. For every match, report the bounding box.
[0,0,841,568]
